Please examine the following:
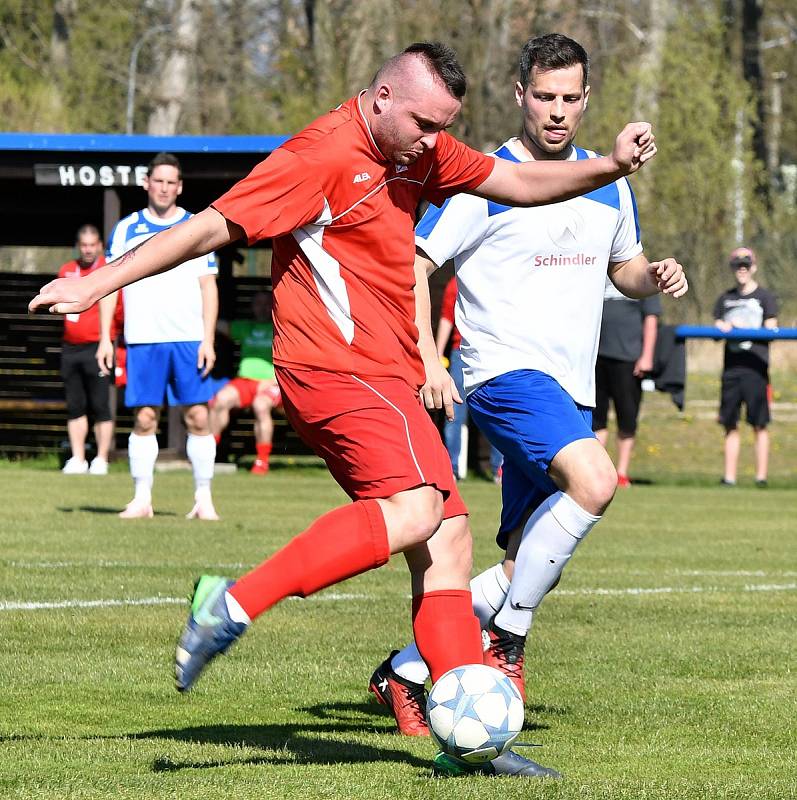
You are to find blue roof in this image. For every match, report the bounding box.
[0,132,289,153]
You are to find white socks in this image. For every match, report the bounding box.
[495,491,600,636]
[224,591,251,625]
[129,432,216,504]
[470,562,511,627]
[390,564,512,685]
[128,433,158,504]
[186,433,216,496]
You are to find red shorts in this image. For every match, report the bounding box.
[226,376,282,410]
[276,367,467,518]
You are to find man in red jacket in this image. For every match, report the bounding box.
[58,225,122,475]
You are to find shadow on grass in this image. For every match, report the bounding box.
[56,505,177,517]
[302,699,557,733]
[301,699,402,730]
[132,722,430,771]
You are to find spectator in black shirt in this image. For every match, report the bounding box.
[713,247,778,487]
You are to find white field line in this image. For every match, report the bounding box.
[0,584,794,613]
[7,562,797,580]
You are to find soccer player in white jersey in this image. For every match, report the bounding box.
[97,152,221,520]
[369,33,688,734]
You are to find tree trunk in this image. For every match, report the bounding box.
[741,0,769,205]
[147,0,203,135]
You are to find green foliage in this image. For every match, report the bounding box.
[0,0,794,319]
[643,8,750,321]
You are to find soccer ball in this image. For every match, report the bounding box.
[426,663,524,764]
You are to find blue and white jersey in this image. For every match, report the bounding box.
[415,138,643,407]
[107,207,217,344]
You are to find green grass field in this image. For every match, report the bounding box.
[1,455,794,799]
[1,369,795,799]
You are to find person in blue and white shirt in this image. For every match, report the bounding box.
[97,152,221,521]
[370,34,689,731]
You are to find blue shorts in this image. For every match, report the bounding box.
[125,341,218,408]
[467,369,594,547]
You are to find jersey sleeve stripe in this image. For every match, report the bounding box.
[415,198,452,240]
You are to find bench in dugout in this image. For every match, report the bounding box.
[0,273,310,463]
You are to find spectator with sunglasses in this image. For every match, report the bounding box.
[714,247,778,487]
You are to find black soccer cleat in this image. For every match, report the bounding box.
[482,618,527,702]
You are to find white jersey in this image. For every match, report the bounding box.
[415,138,643,406]
[107,207,217,344]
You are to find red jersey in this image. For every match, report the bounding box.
[212,93,494,388]
[58,257,123,344]
[439,277,462,351]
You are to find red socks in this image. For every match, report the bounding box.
[229,499,389,619]
[256,442,272,462]
[412,590,483,682]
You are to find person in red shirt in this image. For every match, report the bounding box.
[58,225,123,475]
[31,42,656,778]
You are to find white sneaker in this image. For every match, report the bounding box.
[62,457,88,475]
[88,457,109,476]
[119,499,154,519]
[186,495,220,521]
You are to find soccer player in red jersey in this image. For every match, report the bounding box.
[31,42,656,778]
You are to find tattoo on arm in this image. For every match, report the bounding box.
[112,241,143,268]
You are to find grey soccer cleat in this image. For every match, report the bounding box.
[174,575,248,692]
[433,748,562,779]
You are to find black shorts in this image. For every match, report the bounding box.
[719,367,770,429]
[592,356,642,434]
[60,342,112,421]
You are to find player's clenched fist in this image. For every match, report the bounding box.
[649,258,688,298]
[611,122,656,175]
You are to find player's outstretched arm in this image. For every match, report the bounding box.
[29,208,243,315]
[473,122,656,207]
[610,254,688,299]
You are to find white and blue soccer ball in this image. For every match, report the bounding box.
[426,663,524,763]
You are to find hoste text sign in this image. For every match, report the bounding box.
[34,163,148,188]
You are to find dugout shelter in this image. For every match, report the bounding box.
[0,132,305,461]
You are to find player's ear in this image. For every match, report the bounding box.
[583,85,590,111]
[373,83,394,115]
[176,180,183,197]
[514,81,524,108]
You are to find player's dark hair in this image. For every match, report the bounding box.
[402,42,467,99]
[147,151,182,179]
[518,33,589,90]
[75,223,101,241]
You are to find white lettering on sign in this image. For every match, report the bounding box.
[78,166,97,185]
[35,163,154,187]
[99,165,115,186]
[59,165,76,186]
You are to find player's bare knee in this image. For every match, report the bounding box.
[403,487,445,545]
[133,406,159,435]
[252,395,273,419]
[183,403,210,435]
